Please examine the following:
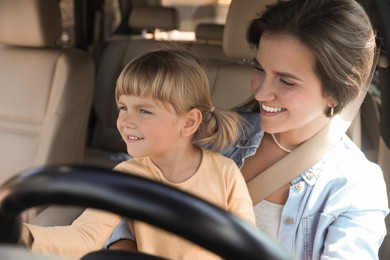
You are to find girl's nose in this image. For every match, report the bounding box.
[120,113,137,129]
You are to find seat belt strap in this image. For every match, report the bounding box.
[247,49,380,205]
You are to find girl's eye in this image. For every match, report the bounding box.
[118,105,127,112]
[139,109,152,115]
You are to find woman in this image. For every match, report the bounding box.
[223,0,389,258]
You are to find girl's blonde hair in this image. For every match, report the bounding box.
[115,48,243,152]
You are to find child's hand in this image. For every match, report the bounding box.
[17,212,33,247]
[20,212,28,223]
[19,224,33,248]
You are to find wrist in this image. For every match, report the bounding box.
[19,224,33,247]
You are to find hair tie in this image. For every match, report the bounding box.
[210,106,216,113]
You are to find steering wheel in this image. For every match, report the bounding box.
[0,165,292,259]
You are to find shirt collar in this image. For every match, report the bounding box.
[291,150,329,186]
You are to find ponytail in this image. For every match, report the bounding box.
[194,107,244,152]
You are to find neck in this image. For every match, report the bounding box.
[150,145,202,183]
[271,133,292,153]
[274,116,331,150]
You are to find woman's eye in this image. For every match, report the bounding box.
[253,65,264,72]
[280,78,295,87]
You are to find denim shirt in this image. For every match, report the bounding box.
[221,111,263,168]
[224,112,389,259]
[106,111,389,259]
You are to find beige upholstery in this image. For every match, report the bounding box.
[0,0,61,47]
[129,6,179,31]
[223,0,276,60]
[0,0,94,184]
[191,22,253,107]
[195,23,224,43]
[190,23,235,63]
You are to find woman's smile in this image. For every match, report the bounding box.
[260,103,287,113]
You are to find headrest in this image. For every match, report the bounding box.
[195,23,224,42]
[0,0,62,47]
[129,6,179,31]
[223,0,276,60]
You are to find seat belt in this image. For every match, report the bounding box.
[247,49,380,205]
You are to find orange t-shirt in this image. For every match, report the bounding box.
[24,150,255,259]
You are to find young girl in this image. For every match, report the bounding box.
[22,48,255,259]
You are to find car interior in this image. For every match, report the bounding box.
[0,0,389,259]
[0,0,94,185]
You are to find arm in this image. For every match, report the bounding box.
[23,208,121,259]
[320,169,388,259]
[226,162,256,227]
[322,210,387,259]
[104,217,137,252]
[109,239,137,251]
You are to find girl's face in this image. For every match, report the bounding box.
[251,33,335,140]
[116,95,185,158]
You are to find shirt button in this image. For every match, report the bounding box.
[285,217,294,225]
[295,182,303,190]
[307,172,314,180]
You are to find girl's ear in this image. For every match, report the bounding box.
[181,108,202,137]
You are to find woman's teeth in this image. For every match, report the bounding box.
[261,103,286,113]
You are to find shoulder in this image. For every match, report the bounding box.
[337,135,382,176]
[201,150,248,188]
[317,135,382,183]
[203,149,237,166]
[312,136,388,216]
[315,135,384,196]
[202,150,241,174]
[113,157,151,177]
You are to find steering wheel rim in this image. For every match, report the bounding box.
[0,165,292,260]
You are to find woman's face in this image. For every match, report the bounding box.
[251,33,335,142]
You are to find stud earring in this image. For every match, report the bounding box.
[330,106,334,116]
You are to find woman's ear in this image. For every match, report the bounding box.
[325,95,338,108]
[181,108,202,137]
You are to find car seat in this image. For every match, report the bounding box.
[0,0,94,185]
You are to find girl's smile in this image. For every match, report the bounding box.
[124,134,144,143]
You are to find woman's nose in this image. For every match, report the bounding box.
[252,76,276,101]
